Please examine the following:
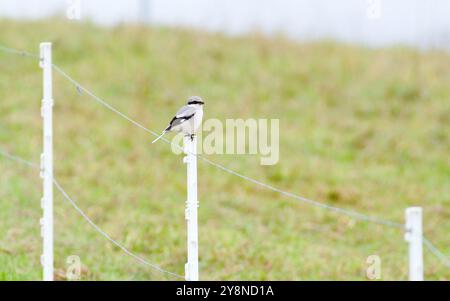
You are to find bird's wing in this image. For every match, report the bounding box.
[175,105,196,118]
[165,106,196,131]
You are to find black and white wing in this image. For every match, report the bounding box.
[152,105,197,143]
[165,105,196,131]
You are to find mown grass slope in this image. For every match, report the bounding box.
[0,19,449,280]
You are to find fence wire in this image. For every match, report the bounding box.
[0,149,184,280]
[0,45,38,59]
[1,44,404,228]
[2,148,448,270]
[52,61,405,229]
[0,44,448,271]
[423,237,450,268]
[53,179,184,279]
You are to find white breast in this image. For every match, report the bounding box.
[192,109,203,132]
[178,108,203,135]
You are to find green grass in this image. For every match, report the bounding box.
[0,18,449,280]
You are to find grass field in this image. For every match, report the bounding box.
[0,19,449,280]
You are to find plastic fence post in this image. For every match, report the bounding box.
[39,42,54,281]
[183,135,199,281]
[405,207,424,281]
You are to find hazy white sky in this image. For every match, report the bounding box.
[0,0,449,49]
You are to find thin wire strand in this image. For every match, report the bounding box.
[52,64,162,138]
[0,149,450,270]
[0,149,183,279]
[200,156,405,228]
[0,149,38,168]
[1,44,449,270]
[0,45,39,59]
[0,43,402,229]
[52,179,184,279]
[3,150,448,270]
[423,237,450,268]
[51,62,404,229]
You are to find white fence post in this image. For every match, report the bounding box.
[183,135,199,281]
[405,207,423,281]
[39,42,54,281]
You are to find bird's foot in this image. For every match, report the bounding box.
[184,134,196,141]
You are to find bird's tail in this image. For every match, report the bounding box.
[152,130,167,144]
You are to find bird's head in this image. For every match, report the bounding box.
[187,96,204,107]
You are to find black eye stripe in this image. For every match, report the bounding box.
[188,101,204,105]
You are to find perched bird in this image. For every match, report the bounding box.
[152,96,204,143]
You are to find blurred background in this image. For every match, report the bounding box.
[0,0,449,281]
[1,0,450,49]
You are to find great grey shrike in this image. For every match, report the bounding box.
[152,96,204,143]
